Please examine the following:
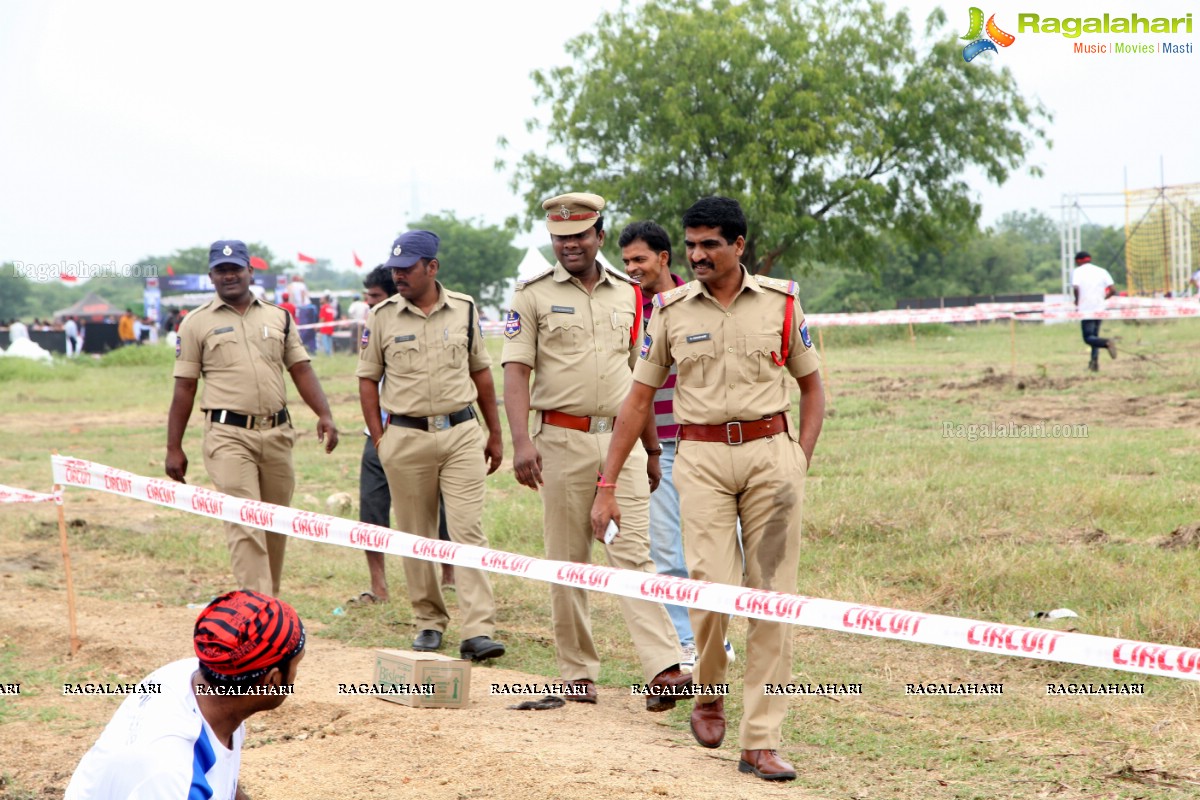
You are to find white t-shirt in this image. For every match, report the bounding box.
[64,319,79,339]
[287,280,311,308]
[1072,263,1114,319]
[65,658,244,800]
[348,299,369,323]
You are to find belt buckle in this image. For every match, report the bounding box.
[430,414,450,431]
[725,421,743,445]
[590,416,610,434]
[254,414,273,429]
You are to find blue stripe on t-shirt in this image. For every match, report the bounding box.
[188,724,216,800]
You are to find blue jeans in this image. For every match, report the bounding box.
[1080,320,1108,362]
[317,332,333,355]
[648,442,694,647]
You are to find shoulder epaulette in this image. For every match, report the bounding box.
[651,282,693,309]
[371,295,401,313]
[515,266,555,289]
[444,288,478,305]
[602,262,636,285]
[755,276,800,297]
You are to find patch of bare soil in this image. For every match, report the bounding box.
[1157,523,1200,550]
[0,579,812,800]
[938,367,1010,391]
[1062,527,1111,546]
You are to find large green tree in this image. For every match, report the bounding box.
[407,212,521,310]
[503,0,1049,276]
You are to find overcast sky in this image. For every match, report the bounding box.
[2,0,1197,275]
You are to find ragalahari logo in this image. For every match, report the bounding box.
[962,7,1016,61]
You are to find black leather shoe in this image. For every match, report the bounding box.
[460,635,505,661]
[412,629,443,651]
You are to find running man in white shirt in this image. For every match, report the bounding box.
[1070,251,1117,372]
[65,590,306,800]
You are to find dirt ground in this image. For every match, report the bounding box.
[0,559,805,800]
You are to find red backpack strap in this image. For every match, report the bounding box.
[770,294,794,367]
[631,283,643,348]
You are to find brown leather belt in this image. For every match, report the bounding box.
[678,413,787,445]
[542,409,616,434]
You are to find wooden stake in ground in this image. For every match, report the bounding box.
[908,321,916,347]
[1009,317,1017,377]
[817,327,833,403]
[55,488,81,656]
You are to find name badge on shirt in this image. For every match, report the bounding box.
[685,332,711,343]
[550,305,575,314]
[394,334,416,343]
[213,326,235,335]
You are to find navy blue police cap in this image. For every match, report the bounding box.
[385,230,440,269]
[209,240,250,270]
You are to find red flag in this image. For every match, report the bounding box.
[297,252,317,264]
[249,255,269,270]
[353,250,363,268]
[166,264,175,276]
[60,272,78,283]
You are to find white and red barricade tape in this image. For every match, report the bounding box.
[0,484,58,504]
[50,455,1200,681]
[802,297,1200,328]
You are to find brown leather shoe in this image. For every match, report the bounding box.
[563,678,597,704]
[646,665,694,711]
[738,749,797,781]
[689,697,725,748]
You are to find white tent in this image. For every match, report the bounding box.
[515,246,553,281]
[487,247,555,320]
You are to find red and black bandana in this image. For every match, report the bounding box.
[194,590,305,685]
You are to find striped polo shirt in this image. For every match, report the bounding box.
[643,273,687,441]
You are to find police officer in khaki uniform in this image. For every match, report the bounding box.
[166,240,339,597]
[357,230,505,661]
[502,192,691,708]
[592,197,824,781]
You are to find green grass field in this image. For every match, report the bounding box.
[2,318,1199,798]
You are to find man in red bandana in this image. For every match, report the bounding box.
[66,591,306,800]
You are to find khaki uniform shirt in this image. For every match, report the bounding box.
[173,296,308,414]
[633,269,820,424]
[501,262,641,417]
[355,284,489,417]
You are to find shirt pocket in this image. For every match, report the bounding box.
[254,328,286,363]
[546,314,585,355]
[675,338,717,387]
[742,334,781,382]
[610,309,636,352]
[387,336,422,368]
[442,332,469,369]
[205,331,241,369]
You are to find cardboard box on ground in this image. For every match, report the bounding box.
[374,649,471,709]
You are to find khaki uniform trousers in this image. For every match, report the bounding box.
[377,420,496,639]
[676,433,807,750]
[202,417,296,597]
[535,421,681,683]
